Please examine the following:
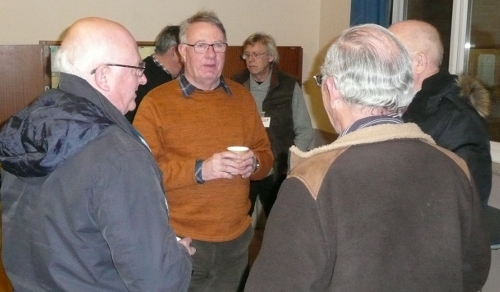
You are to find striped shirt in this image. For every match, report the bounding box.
[340,113,403,137]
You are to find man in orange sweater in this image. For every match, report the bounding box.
[133,10,273,292]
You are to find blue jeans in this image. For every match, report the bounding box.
[188,225,254,292]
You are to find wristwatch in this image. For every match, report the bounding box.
[253,158,260,173]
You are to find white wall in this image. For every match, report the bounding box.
[0,0,351,132]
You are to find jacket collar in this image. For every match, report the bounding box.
[59,73,139,139]
[289,123,434,169]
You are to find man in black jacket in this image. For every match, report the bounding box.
[390,20,492,208]
[126,25,182,122]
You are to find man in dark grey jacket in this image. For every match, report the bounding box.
[245,24,490,292]
[0,17,194,291]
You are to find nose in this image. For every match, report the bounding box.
[205,45,217,57]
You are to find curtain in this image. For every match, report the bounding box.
[350,0,392,28]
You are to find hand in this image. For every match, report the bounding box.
[178,237,196,256]
[238,151,256,179]
[201,151,246,181]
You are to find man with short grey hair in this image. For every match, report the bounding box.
[245,23,490,292]
[126,25,183,122]
[134,10,273,292]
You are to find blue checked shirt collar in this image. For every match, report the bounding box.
[178,73,232,97]
[340,113,403,137]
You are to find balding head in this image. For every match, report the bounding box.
[55,17,139,79]
[389,20,443,90]
[54,17,146,114]
[389,20,443,67]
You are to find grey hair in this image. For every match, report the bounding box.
[320,24,414,113]
[242,32,279,64]
[155,25,180,54]
[179,10,226,44]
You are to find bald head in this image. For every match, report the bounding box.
[389,20,443,68]
[54,17,146,114]
[389,20,443,91]
[55,17,139,79]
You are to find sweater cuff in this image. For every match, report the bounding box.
[195,160,204,184]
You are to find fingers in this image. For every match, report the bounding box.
[178,237,197,256]
[202,151,256,180]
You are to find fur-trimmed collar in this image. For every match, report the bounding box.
[458,75,491,118]
[289,123,434,169]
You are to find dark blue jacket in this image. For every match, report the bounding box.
[0,73,192,291]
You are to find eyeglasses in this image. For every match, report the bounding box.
[313,73,323,87]
[242,52,268,60]
[183,42,228,54]
[90,62,146,77]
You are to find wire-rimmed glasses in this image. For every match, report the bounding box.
[90,62,146,77]
[241,52,268,60]
[313,73,323,87]
[183,42,228,54]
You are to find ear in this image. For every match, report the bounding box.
[413,53,427,75]
[92,65,111,92]
[325,75,341,108]
[267,54,274,63]
[178,43,187,63]
[168,46,179,59]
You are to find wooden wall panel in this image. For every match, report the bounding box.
[0,43,301,127]
[0,45,44,126]
[41,42,303,88]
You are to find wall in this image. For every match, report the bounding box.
[470,0,500,47]
[0,0,351,132]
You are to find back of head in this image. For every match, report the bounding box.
[389,20,444,69]
[155,25,180,54]
[321,24,413,113]
[242,33,280,64]
[54,17,138,78]
[179,10,226,43]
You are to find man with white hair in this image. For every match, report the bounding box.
[0,17,194,291]
[245,24,490,292]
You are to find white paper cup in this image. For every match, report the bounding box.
[227,146,249,155]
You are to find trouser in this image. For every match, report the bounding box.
[188,225,254,292]
[248,173,286,217]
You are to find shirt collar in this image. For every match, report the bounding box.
[340,113,403,137]
[178,73,232,97]
[151,54,172,76]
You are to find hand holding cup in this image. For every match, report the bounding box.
[227,146,254,177]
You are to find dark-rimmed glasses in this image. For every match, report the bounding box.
[242,52,268,60]
[313,73,323,87]
[90,62,146,77]
[183,42,228,54]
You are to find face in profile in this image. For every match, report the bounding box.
[244,42,273,81]
[109,43,147,114]
[179,21,226,90]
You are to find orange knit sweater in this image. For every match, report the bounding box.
[133,79,273,242]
